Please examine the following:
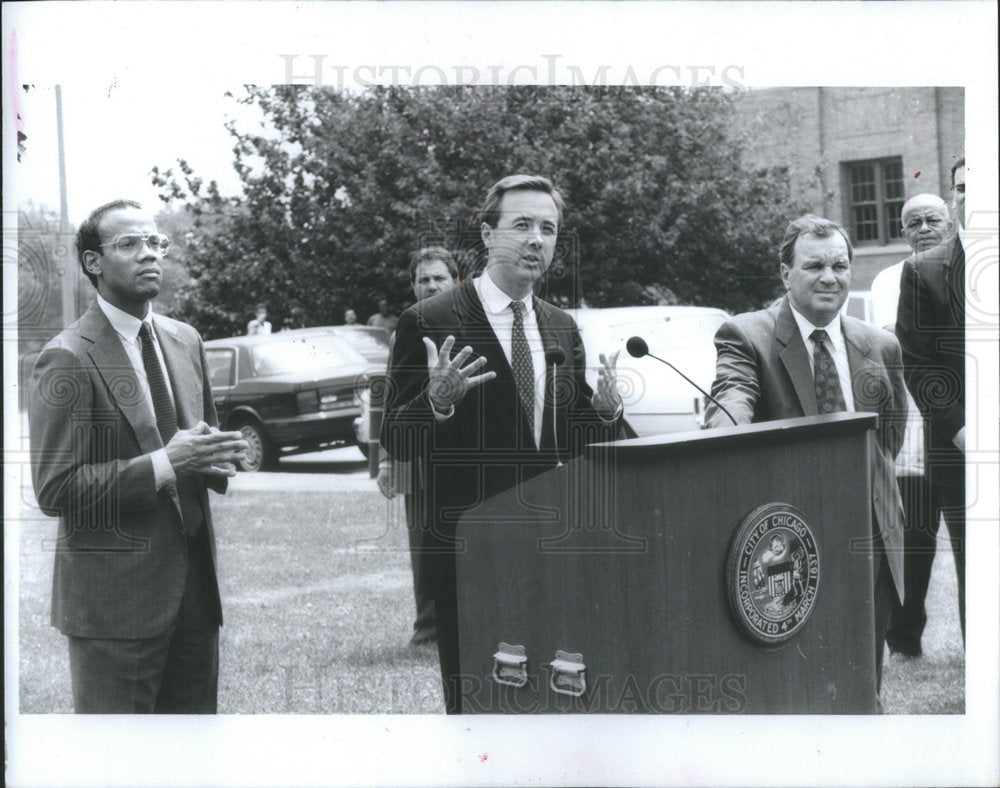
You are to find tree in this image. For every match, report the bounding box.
[154,87,806,339]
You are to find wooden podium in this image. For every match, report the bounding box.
[455,413,881,714]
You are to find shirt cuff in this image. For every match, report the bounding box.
[152,448,176,488]
[431,400,455,421]
[598,402,623,422]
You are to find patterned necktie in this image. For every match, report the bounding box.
[810,328,847,414]
[139,323,203,534]
[509,300,535,441]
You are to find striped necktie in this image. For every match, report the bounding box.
[509,300,535,440]
[810,328,847,413]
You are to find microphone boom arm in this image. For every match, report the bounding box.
[645,350,738,428]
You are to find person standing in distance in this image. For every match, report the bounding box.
[896,157,967,644]
[382,175,623,713]
[29,199,248,713]
[367,297,399,333]
[247,303,272,335]
[705,214,908,700]
[377,246,460,646]
[870,193,956,657]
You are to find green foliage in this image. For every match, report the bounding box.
[154,87,805,339]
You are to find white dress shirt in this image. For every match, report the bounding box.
[96,294,177,487]
[787,303,856,412]
[475,271,547,448]
[866,264,925,476]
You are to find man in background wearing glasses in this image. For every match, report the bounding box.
[29,199,248,713]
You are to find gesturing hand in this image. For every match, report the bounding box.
[424,335,496,412]
[376,464,395,499]
[165,421,249,476]
[591,350,623,418]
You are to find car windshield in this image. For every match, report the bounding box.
[605,314,726,352]
[251,337,364,376]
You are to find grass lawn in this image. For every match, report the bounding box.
[17,485,964,714]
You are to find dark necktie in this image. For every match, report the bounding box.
[139,322,203,534]
[510,300,535,441]
[810,328,847,414]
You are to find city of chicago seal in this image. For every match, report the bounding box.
[726,502,820,646]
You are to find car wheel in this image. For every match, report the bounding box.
[358,440,370,459]
[236,420,276,472]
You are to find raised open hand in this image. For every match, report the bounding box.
[424,335,496,412]
[592,350,623,418]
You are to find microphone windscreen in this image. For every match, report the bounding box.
[545,347,566,366]
[626,336,649,358]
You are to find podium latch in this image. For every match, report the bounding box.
[492,642,528,688]
[548,650,586,697]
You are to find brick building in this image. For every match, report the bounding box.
[734,87,965,289]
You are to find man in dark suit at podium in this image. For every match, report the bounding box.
[705,214,908,694]
[382,174,623,713]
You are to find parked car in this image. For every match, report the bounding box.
[567,306,729,436]
[204,332,378,471]
[842,290,876,324]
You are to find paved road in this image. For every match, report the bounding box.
[228,444,378,492]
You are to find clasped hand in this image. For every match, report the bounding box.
[165,421,248,477]
[424,335,496,412]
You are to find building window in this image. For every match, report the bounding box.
[844,158,905,245]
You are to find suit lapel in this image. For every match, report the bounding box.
[82,306,163,455]
[947,235,965,321]
[776,299,818,416]
[534,299,560,452]
[842,317,880,412]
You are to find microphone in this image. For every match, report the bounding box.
[544,347,566,462]
[626,335,737,427]
[544,347,566,367]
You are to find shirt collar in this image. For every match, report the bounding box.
[788,299,844,350]
[96,293,153,341]
[957,224,965,248]
[477,270,533,316]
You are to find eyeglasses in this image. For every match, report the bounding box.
[98,233,171,255]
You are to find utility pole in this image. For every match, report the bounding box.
[55,85,77,324]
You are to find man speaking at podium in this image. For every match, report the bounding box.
[382,174,623,713]
[705,214,908,695]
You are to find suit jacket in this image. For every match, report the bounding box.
[896,235,965,490]
[705,297,908,598]
[381,279,619,598]
[29,303,225,639]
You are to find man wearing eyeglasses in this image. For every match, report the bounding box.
[29,199,248,713]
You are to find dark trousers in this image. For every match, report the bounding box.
[405,492,435,635]
[873,548,894,695]
[886,477,965,655]
[433,591,462,715]
[67,528,220,713]
[938,484,966,640]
